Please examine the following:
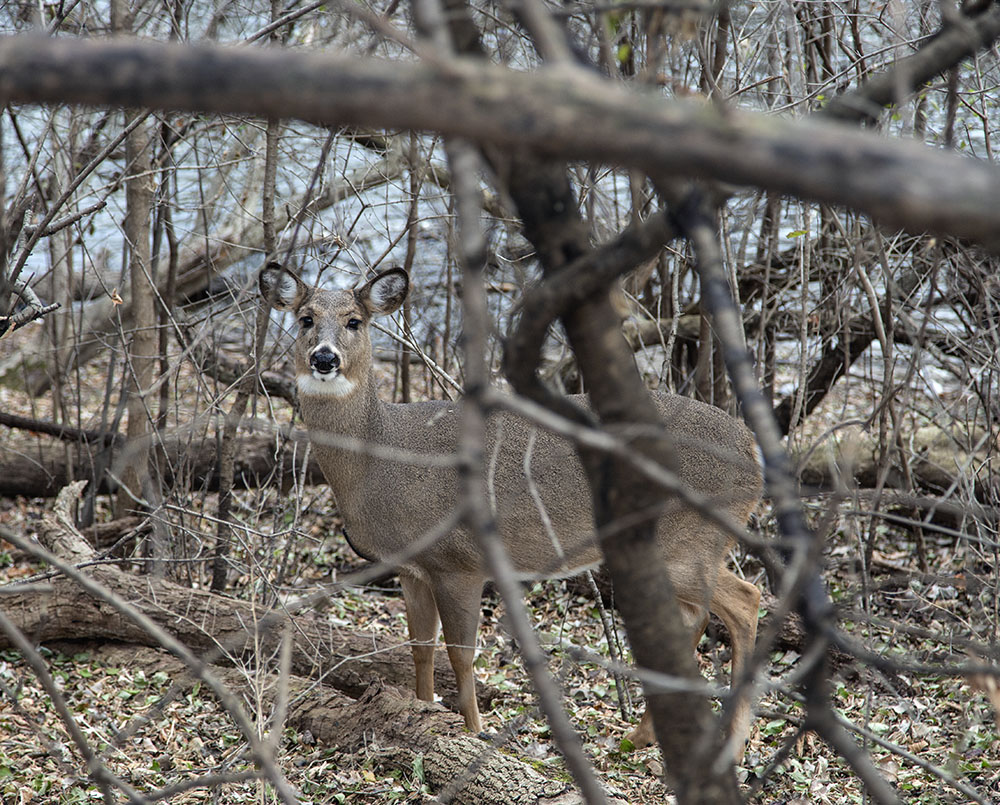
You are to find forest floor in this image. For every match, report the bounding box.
[1,482,999,804]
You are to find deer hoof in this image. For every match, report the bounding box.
[625,722,656,749]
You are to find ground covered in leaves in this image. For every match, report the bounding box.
[2,480,999,804]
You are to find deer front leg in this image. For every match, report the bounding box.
[400,574,440,703]
[433,573,485,733]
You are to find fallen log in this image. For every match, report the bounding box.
[795,423,996,501]
[3,413,994,503]
[0,427,325,497]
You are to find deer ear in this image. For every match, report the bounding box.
[358,268,408,316]
[259,262,306,311]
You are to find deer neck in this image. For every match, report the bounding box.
[297,367,388,495]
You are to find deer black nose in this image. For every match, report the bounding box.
[310,347,340,374]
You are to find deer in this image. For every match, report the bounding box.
[259,263,764,762]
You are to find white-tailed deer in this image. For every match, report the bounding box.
[260,264,763,761]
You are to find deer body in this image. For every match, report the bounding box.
[262,265,763,761]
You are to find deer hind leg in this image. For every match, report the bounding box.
[432,573,485,733]
[710,568,761,763]
[628,568,760,762]
[625,600,709,749]
[400,574,440,703]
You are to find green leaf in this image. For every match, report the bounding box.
[761,718,786,736]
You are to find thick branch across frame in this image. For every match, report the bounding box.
[2,35,1000,248]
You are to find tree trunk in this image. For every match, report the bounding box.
[114,111,157,538]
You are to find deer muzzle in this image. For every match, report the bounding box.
[310,345,341,376]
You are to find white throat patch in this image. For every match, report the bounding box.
[297,373,356,398]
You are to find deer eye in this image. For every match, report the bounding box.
[346,318,362,331]
[299,315,313,329]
